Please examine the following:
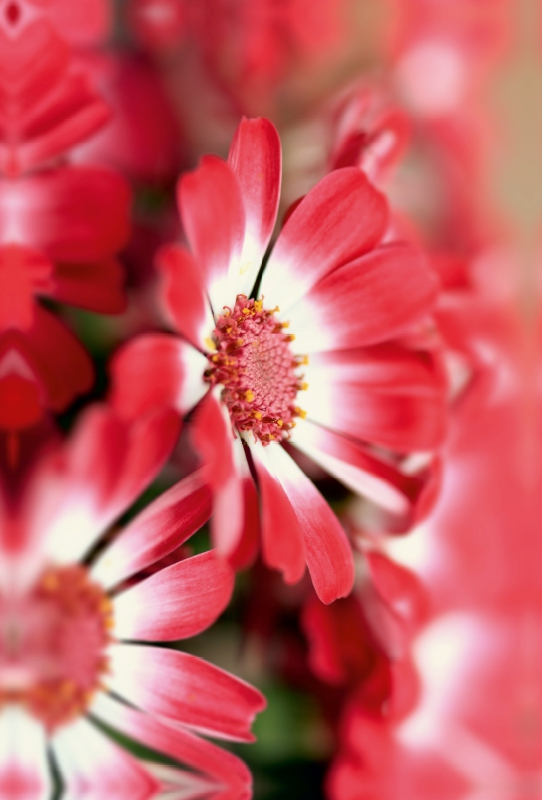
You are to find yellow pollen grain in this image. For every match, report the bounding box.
[254,299,263,312]
[286,334,295,341]
[244,390,255,402]
[242,307,250,315]
[41,573,59,592]
[295,407,307,419]
[253,411,262,419]
[300,382,309,391]
[276,419,283,427]
[205,337,216,351]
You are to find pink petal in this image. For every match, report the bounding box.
[107,644,266,742]
[250,443,307,586]
[0,167,131,262]
[51,717,159,799]
[36,405,180,567]
[260,168,388,312]
[23,305,94,410]
[302,348,447,452]
[286,243,438,352]
[158,244,214,350]
[92,469,212,591]
[227,117,281,296]
[0,709,52,798]
[179,155,245,312]
[110,333,208,420]
[256,443,354,604]
[92,692,253,798]
[291,418,418,516]
[0,245,53,330]
[52,258,126,314]
[113,550,234,641]
[15,75,111,176]
[191,390,247,559]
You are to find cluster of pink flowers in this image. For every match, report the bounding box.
[0,0,531,798]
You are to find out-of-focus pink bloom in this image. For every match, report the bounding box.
[0,0,111,46]
[328,298,531,798]
[327,85,411,187]
[74,53,182,185]
[0,404,264,798]
[128,0,348,112]
[0,23,110,177]
[111,117,446,603]
[0,166,130,428]
[0,21,131,437]
[389,0,510,117]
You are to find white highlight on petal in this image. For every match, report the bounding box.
[258,255,310,316]
[141,762,216,798]
[398,614,517,791]
[281,295,336,354]
[0,708,51,799]
[178,344,209,413]
[385,518,435,574]
[291,420,409,515]
[397,41,467,115]
[231,230,263,299]
[51,714,153,797]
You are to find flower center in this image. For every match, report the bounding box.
[204,295,308,444]
[0,565,113,732]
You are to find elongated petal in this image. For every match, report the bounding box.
[158,244,215,350]
[191,390,246,559]
[291,419,411,514]
[113,550,234,640]
[51,717,159,798]
[25,305,93,410]
[0,167,131,261]
[302,349,446,452]
[37,405,180,567]
[179,155,245,313]
[107,644,266,742]
[286,243,438,352]
[0,709,51,799]
[92,469,212,591]
[250,442,307,586]
[228,117,281,296]
[260,168,388,312]
[255,443,354,604]
[110,333,208,419]
[92,692,253,797]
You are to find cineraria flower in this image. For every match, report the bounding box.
[112,117,446,604]
[0,405,264,798]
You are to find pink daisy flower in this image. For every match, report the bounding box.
[0,405,264,798]
[112,117,446,604]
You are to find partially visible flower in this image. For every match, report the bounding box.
[0,404,264,797]
[326,84,411,185]
[111,117,446,603]
[0,21,131,441]
[127,0,349,114]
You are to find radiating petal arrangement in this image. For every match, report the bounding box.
[0,0,537,798]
